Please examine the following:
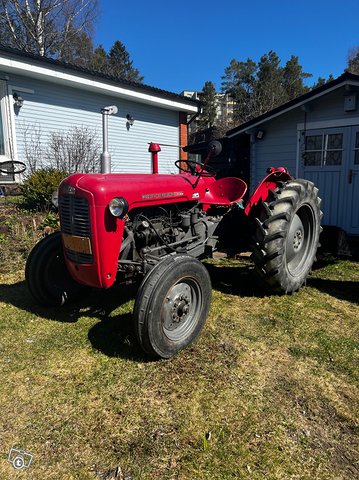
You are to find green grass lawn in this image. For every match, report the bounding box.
[0,255,358,479]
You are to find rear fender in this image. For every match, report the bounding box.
[244,167,293,216]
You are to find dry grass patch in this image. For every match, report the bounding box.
[0,257,358,479]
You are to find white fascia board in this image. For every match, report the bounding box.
[227,80,359,138]
[0,56,198,113]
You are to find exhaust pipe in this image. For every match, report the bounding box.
[100,105,118,173]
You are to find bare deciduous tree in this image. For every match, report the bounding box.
[0,0,98,59]
[347,46,359,75]
[22,122,45,173]
[22,124,100,173]
[47,126,100,173]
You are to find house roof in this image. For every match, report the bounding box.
[226,72,359,138]
[0,44,200,113]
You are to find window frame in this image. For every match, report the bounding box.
[303,131,344,167]
[354,131,359,165]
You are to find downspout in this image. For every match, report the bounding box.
[295,130,301,178]
[187,106,202,126]
[246,131,256,193]
[296,108,308,178]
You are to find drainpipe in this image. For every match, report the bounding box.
[187,105,202,126]
[100,105,118,173]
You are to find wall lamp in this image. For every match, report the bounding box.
[13,92,24,107]
[256,129,265,140]
[126,113,135,128]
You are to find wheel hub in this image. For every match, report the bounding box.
[165,286,192,331]
[293,228,303,251]
[171,295,191,324]
[162,280,202,341]
[285,204,315,276]
[286,213,305,263]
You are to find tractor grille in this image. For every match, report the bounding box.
[59,195,91,236]
[59,195,93,264]
[66,249,93,264]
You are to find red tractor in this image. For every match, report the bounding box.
[26,106,322,358]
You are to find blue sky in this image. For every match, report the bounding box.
[95,0,359,94]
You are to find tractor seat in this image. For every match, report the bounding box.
[204,177,247,206]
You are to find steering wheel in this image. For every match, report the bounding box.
[175,160,217,177]
[0,160,26,175]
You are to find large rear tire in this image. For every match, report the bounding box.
[251,179,323,293]
[133,255,212,358]
[25,231,89,306]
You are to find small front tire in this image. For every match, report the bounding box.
[133,255,212,358]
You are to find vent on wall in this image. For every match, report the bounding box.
[344,94,357,111]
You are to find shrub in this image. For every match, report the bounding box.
[21,168,67,211]
[39,211,60,233]
[0,204,47,273]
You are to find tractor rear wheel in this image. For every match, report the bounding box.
[133,255,212,358]
[25,231,89,306]
[251,179,322,293]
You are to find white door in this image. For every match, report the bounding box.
[300,127,348,229]
[344,126,359,234]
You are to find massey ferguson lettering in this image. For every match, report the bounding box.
[142,191,184,200]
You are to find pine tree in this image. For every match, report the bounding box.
[222,51,314,124]
[312,74,335,90]
[221,58,257,123]
[90,45,110,74]
[59,30,94,67]
[256,50,286,113]
[282,55,311,100]
[197,81,217,129]
[107,40,144,83]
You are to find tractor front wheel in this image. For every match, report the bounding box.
[25,231,89,306]
[251,179,322,293]
[133,255,212,358]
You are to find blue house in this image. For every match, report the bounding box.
[227,73,359,235]
[0,45,199,184]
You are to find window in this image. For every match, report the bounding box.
[355,132,359,165]
[303,133,343,166]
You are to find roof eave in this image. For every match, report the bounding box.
[0,51,199,113]
[227,76,359,138]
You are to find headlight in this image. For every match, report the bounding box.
[109,197,128,218]
[51,189,59,208]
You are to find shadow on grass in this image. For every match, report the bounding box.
[0,279,136,321]
[87,312,148,361]
[205,261,267,297]
[307,277,359,304]
[312,255,339,271]
[6,259,350,360]
[0,279,148,361]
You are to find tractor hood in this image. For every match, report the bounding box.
[60,172,217,208]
